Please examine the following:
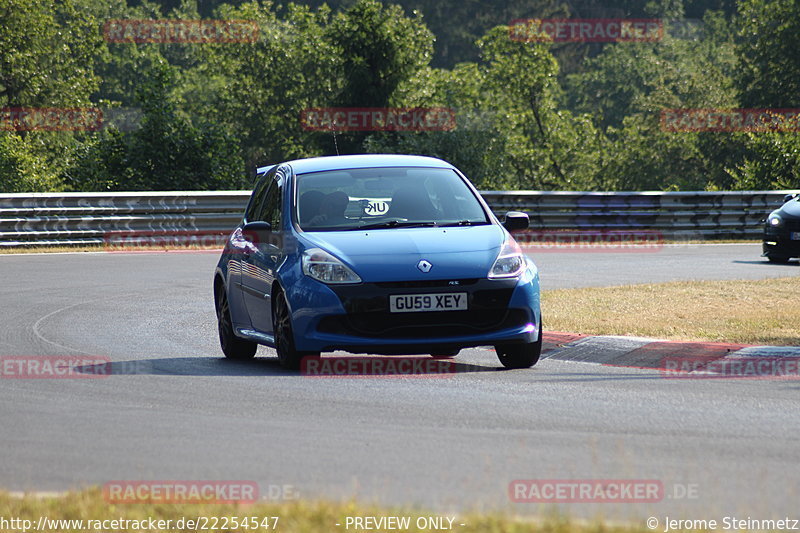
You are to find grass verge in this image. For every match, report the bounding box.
[0,488,659,533]
[543,277,800,345]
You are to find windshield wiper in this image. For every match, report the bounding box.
[439,220,488,227]
[352,220,439,230]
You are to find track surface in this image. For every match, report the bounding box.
[1,244,799,522]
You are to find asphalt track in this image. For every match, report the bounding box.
[1,243,799,524]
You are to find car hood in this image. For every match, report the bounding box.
[779,200,800,219]
[301,224,507,282]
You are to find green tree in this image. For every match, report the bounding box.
[566,11,743,190]
[0,0,106,191]
[328,0,433,108]
[477,26,605,189]
[0,133,62,192]
[368,25,604,190]
[364,63,515,189]
[196,1,343,167]
[728,0,800,190]
[0,0,103,108]
[567,11,738,130]
[64,60,246,191]
[737,0,800,108]
[726,132,800,190]
[321,0,434,153]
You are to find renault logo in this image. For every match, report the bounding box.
[417,260,433,273]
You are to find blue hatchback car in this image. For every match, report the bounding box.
[213,154,542,369]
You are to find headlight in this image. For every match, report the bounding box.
[302,248,361,284]
[488,237,526,279]
[767,214,784,228]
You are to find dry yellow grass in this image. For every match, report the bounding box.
[542,277,800,345]
[0,488,655,533]
[0,245,107,254]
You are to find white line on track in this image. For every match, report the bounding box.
[31,293,138,355]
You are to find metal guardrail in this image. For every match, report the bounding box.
[1,190,798,246]
[0,191,246,246]
[482,190,800,238]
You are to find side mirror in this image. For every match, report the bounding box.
[503,211,529,232]
[783,193,798,204]
[242,221,272,244]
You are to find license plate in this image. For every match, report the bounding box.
[792,232,800,240]
[389,292,468,313]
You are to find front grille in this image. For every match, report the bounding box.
[330,282,516,315]
[319,278,527,339]
[317,309,529,339]
[784,219,800,232]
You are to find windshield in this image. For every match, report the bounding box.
[294,167,489,231]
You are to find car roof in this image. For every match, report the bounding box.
[256,154,453,176]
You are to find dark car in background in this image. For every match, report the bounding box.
[763,193,800,263]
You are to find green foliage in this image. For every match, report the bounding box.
[366,26,606,190]
[64,60,246,191]
[737,0,800,107]
[328,0,433,107]
[0,133,62,192]
[567,11,738,130]
[322,0,434,153]
[0,0,106,192]
[727,132,800,190]
[564,10,749,191]
[363,63,512,189]
[0,0,104,107]
[291,0,737,67]
[1,0,799,193]
[198,1,343,167]
[476,26,564,188]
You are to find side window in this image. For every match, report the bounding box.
[245,169,274,222]
[253,173,283,229]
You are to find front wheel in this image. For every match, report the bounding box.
[767,254,791,264]
[430,349,460,359]
[274,289,319,370]
[495,320,542,369]
[216,286,257,360]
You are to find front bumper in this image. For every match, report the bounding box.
[285,267,541,354]
[763,224,800,258]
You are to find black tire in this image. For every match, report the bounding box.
[767,254,791,264]
[495,320,543,369]
[216,286,257,360]
[430,350,460,359]
[273,289,319,370]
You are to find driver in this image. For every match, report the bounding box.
[308,191,349,226]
